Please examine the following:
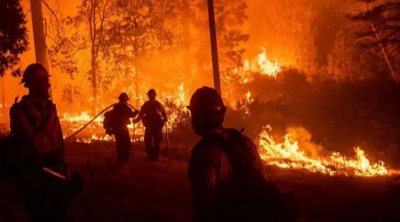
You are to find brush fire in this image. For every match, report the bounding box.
[59,73,400,177]
[259,126,393,177]
[2,0,400,221]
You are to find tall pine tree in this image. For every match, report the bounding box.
[349,0,400,82]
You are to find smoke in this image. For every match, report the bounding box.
[1,0,367,120]
[244,0,360,73]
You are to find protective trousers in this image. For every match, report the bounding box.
[17,161,70,222]
[114,127,132,163]
[144,126,163,161]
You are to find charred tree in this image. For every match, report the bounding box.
[188,0,248,97]
[86,0,111,111]
[213,0,249,98]
[106,0,178,105]
[349,0,400,82]
[48,0,180,109]
[370,22,399,82]
[49,0,114,113]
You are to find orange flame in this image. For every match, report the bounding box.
[61,84,188,143]
[258,125,396,177]
[257,49,281,77]
[244,48,281,77]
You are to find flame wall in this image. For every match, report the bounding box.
[0,0,369,123]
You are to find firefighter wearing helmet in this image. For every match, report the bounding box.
[188,87,292,222]
[9,63,77,222]
[134,89,167,161]
[104,92,138,164]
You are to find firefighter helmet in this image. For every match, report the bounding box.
[188,87,225,114]
[147,89,157,96]
[118,92,129,101]
[20,63,50,86]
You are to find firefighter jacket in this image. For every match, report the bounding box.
[111,103,137,129]
[137,100,167,128]
[188,127,265,222]
[10,95,65,167]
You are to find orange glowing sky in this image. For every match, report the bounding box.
[2,1,81,107]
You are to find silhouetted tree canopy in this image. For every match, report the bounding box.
[49,0,181,107]
[350,0,400,49]
[0,0,28,77]
[349,0,400,81]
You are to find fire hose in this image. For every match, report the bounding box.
[63,104,172,161]
[64,103,138,141]
[46,104,138,179]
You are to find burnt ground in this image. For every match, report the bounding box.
[1,141,400,222]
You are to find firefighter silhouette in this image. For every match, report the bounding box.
[9,63,79,222]
[134,89,167,161]
[104,93,138,163]
[188,87,296,222]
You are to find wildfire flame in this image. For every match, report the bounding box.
[60,83,189,143]
[177,83,186,106]
[58,81,397,177]
[258,126,395,177]
[239,91,254,115]
[257,49,281,77]
[61,112,103,124]
[244,48,281,77]
[245,91,254,104]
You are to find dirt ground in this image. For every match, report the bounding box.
[1,141,400,222]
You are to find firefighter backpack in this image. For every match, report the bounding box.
[103,110,115,134]
[204,128,297,222]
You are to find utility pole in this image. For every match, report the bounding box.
[207,0,221,95]
[30,0,49,70]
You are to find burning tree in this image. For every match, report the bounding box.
[103,0,181,105]
[214,0,249,76]
[49,0,118,111]
[49,0,184,110]
[244,0,318,74]
[185,0,249,100]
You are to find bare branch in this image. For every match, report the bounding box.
[41,0,61,39]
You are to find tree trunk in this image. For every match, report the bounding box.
[207,0,222,95]
[370,23,399,82]
[89,0,98,114]
[133,7,140,108]
[133,60,140,108]
[30,0,52,99]
[30,0,49,69]
[91,57,97,113]
[182,0,191,85]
